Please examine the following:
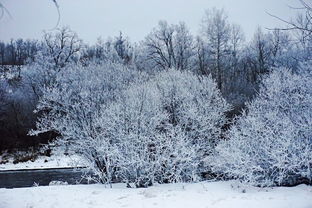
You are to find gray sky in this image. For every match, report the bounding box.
[0,0,300,44]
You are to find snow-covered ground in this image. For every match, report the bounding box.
[0,153,85,171]
[0,181,311,208]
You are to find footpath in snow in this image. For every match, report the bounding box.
[1,180,311,208]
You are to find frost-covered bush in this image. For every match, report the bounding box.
[100,82,172,187]
[151,68,230,181]
[209,68,312,186]
[101,82,196,187]
[154,69,230,151]
[31,62,144,183]
[100,69,230,186]
[32,67,230,186]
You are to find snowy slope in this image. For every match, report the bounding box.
[0,181,311,208]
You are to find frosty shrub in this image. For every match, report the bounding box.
[31,62,144,184]
[154,69,230,151]
[100,69,230,187]
[209,68,312,187]
[32,67,230,186]
[99,82,172,187]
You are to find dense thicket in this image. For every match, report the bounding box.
[208,67,312,186]
[31,68,229,186]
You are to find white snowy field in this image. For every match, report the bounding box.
[0,153,85,171]
[0,181,311,208]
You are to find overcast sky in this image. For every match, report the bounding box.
[0,0,300,44]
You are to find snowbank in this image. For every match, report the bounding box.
[0,154,85,171]
[0,181,311,208]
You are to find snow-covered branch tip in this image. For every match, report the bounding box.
[0,0,59,29]
[266,0,312,32]
[49,0,61,30]
[0,2,12,20]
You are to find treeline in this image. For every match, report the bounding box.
[0,9,304,149]
[0,7,312,186]
[0,39,39,65]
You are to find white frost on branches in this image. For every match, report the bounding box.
[209,67,312,186]
[32,67,230,187]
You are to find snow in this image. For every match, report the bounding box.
[0,181,311,208]
[0,154,85,171]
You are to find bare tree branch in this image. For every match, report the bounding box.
[49,0,61,30]
[0,2,13,20]
[266,12,312,32]
[266,0,312,33]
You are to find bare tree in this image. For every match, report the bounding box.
[42,26,83,69]
[200,8,231,91]
[143,21,194,71]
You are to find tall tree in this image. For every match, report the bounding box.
[200,8,231,91]
[143,21,194,71]
[41,26,83,69]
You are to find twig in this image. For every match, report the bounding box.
[0,2,13,20]
[49,0,61,30]
[266,11,312,33]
